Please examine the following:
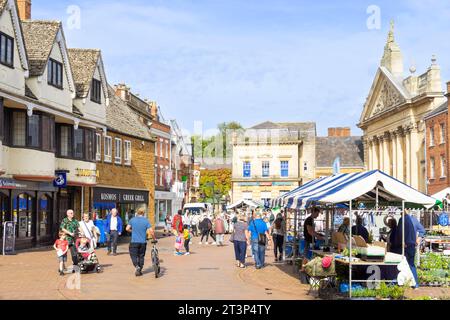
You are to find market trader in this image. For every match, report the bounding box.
[352,216,369,243]
[394,212,419,288]
[302,207,325,269]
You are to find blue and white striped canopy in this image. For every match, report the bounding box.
[276,170,436,209]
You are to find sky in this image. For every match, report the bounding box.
[33,0,450,137]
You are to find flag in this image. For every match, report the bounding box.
[332,157,341,175]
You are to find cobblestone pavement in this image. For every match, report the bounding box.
[0,233,313,300]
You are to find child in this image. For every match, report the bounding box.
[174,235,184,256]
[77,237,99,263]
[183,225,192,255]
[54,231,69,276]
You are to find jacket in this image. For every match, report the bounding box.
[172,214,184,233]
[106,214,123,234]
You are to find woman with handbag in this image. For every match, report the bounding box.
[245,211,272,269]
[231,214,248,268]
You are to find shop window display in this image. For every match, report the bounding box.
[13,193,34,239]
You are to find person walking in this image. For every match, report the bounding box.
[106,208,123,255]
[214,214,226,246]
[209,214,217,245]
[60,209,80,269]
[232,214,248,268]
[126,208,155,277]
[163,213,171,236]
[246,211,272,269]
[191,213,199,237]
[198,214,210,245]
[271,213,286,262]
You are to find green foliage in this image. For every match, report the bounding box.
[199,169,232,203]
[420,253,450,270]
[352,283,405,300]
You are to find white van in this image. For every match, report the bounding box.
[182,203,212,215]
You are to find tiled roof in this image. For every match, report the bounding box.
[424,102,447,120]
[106,86,152,140]
[21,20,61,76]
[316,136,364,168]
[68,49,100,98]
[249,121,316,139]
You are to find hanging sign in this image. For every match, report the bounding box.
[2,222,16,255]
[53,172,67,188]
[438,213,449,227]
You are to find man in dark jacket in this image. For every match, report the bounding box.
[395,213,419,288]
[106,208,123,256]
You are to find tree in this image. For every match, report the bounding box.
[199,169,232,204]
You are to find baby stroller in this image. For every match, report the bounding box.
[75,237,102,273]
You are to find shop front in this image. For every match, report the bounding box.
[93,187,149,227]
[155,190,176,227]
[0,178,57,251]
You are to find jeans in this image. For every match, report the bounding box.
[184,239,190,253]
[251,240,266,268]
[233,240,247,264]
[209,230,217,242]
[216,234,224,244]
[69,243,78,266]
[107,230,119,253]
[405,245,419,288]
[200,230,209,242]
[273,234,284,259]
[129,243,147,270]
[191,225,198,237]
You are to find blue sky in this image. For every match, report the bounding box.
[33,0,450,136]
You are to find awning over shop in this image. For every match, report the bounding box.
[281,170,436,209]
[227,199,263,210]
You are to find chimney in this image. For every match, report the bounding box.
[17,0,32,20]
[149,101,159,120]
[114,83,130,102]
[328,127,351,137]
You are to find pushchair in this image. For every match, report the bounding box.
[75,237,102,273]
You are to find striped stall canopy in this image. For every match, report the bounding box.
[282,170,437,209]
[270,176,327,208]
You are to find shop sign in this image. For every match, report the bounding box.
[94,187,149,204]
[2,222,16,255]
[0,179,27,189]
[76,169,99,178]
[260,182,272,186]
[53,172,67,188]
[273,182,294,186]
[238,182,259,187]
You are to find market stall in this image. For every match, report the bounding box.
[226,199,262,210]
[278,170,436,298]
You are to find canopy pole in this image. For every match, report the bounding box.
[376,185,379,211]
[402,200,405,258]
[349,199,353,299]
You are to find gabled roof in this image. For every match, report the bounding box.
[250,121,316,132]
[106,86,152,141]
[424,101,448,120]
[0,0,29,71]
[315,136,364,168]
[21,20,61,76]
[68,49,109,101]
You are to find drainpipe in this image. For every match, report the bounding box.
[424,123,428,195]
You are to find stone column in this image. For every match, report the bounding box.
[368,140,373,170]
[391,131,397,178]
[378,136,384,172]
[396,130,404,182]
[410,124,420,190]
[372,137,379,169]
[383,132,391,175]
[405,126,412,186]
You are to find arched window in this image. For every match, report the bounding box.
[39,194,52,237]
[14,193,34,239]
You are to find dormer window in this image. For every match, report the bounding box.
[91,79,102,104]
[47,58,63,89]
[0,32,14,68]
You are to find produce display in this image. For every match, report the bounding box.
[341,248,358,257]
[418,253,450,287]
[351,283,405,300]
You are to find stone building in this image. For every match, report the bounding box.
[315,128,365,178]
[358,22,445,192]
[89,86,155,225]
[424,83,450,195]
[231,121,316,204]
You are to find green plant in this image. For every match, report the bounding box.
[351,283,405,300]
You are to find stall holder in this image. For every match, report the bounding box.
[275,170,436,298]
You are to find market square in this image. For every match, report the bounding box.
[0,0,450,303]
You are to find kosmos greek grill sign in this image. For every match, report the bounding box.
[94,187,148,203]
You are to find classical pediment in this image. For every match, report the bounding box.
[360,67,408,124]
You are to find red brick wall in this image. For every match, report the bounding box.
[426,111,449,195]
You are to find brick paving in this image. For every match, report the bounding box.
[0,233,313,300]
